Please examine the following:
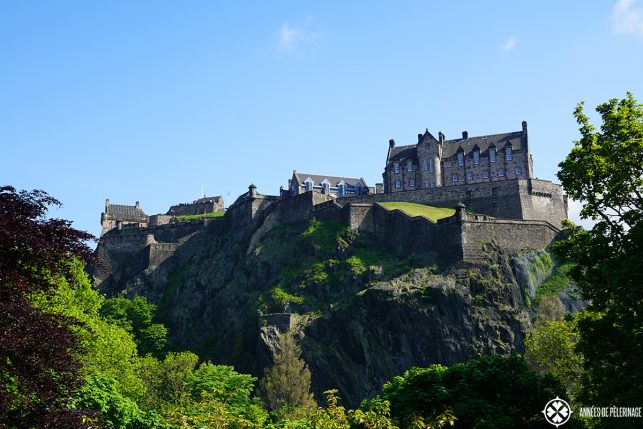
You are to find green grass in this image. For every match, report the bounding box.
[174,211,225,221]
[378,202,455,222]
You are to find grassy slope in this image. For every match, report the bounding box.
[174,211,225,221]
[378,202,455,222]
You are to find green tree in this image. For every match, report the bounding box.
[554,93,643,421]
[377,355,578,429]
[525,316,583,401]
[259,334,316,417]
[101,295,168,357]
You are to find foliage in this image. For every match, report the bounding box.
[174,211,225,222]
[73,373,170,429]
[259,334,316,416]
[101,295,168,357]
[533,263,573,306]
[525,316,584,401]
[0,186,94,428]
[378,203,455,222]
[378,354,576,429]
[554,93,643,420]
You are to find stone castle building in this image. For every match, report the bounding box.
[383,121,532,193]
[100,199,148,236]
[167,196,224,217]
[286,170,370,198]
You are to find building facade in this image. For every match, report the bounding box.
[286,171,370,198]
[100,199,148,236]
[383,122,533,193]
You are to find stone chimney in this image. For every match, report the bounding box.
[462,131,468,139]
[418,133,423,143]
[248,183,257,197]
[389,139,396,148]
[438,132,445,143]
[522,120,528,134]
[105,198,110,211]
[135,201,140,209]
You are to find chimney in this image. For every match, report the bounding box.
[438,132,445,143]
[248,183,257,197]
[462,131,468,139]
[389,139,396,148]
[418,133,423,143]
[135,201,140,209]
[522,121,528,134]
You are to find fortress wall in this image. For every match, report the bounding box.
[147,242,179,268]
[518,179,568,227]
[342,203,374,233]
[460,217,559,263]
[338,179,527,220]
[371,204,437,253]
[167,200,224,216]
[312,201,343,222]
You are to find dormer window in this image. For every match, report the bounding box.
[490,147,496,163]
[304,178,313,192]
[473,149,480,165]
[505,146,513,161]
[457,151,464,167]
[394,162,400,174]
[338,182,346,197]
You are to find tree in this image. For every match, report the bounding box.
[100,295,168,357]
[0,186,94,428]
[377,355,580,429]
[554,93,643,421]
[524,316,583,401]
[259,334,316,416]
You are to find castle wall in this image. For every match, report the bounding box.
[336,178,566,227]
[167,199,224,216]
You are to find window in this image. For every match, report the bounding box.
[452,174,460,182]
[338,184,346,197]
[423,179,429,188]
[515,166,522,176]
[466,172,473,181]
[407,162,413,172]
[394,162,400,174]
[304,180,313,192]
[425,159,434,173]
[482,170,489,179]
[430,181,436,188]
[506,147,513,161]
[490,147,496,163]
[474,149,480,165]
[409,178,415,187]
[457,151,464,167]
[498,168,505,177]
[395,180,401,188]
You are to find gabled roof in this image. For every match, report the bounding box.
[105,204,147,221]
[442,131,524,158]
[388,145,417,162]
[293,171,368,187]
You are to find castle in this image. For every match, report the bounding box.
[383,122,531,192]
[97,122,567,268]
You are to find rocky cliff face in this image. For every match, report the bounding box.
[93,202,546,407]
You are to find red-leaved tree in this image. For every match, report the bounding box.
[0,185,95,428]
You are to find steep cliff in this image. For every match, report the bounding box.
[93,198,553,407]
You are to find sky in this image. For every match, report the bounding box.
[2,1,642,238]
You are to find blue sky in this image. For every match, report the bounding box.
[2,1,642,237]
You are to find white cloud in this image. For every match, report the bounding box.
[613,0,643,36]
[502,35,518,52]
[277,18,324,52]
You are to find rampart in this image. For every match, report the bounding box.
[336,178,567,228]
[167,197,224,216]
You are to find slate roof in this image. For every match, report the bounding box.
[387,130,525,161]
[441,131,524,158]
[293,172,368,187]
[105,204,147,221]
